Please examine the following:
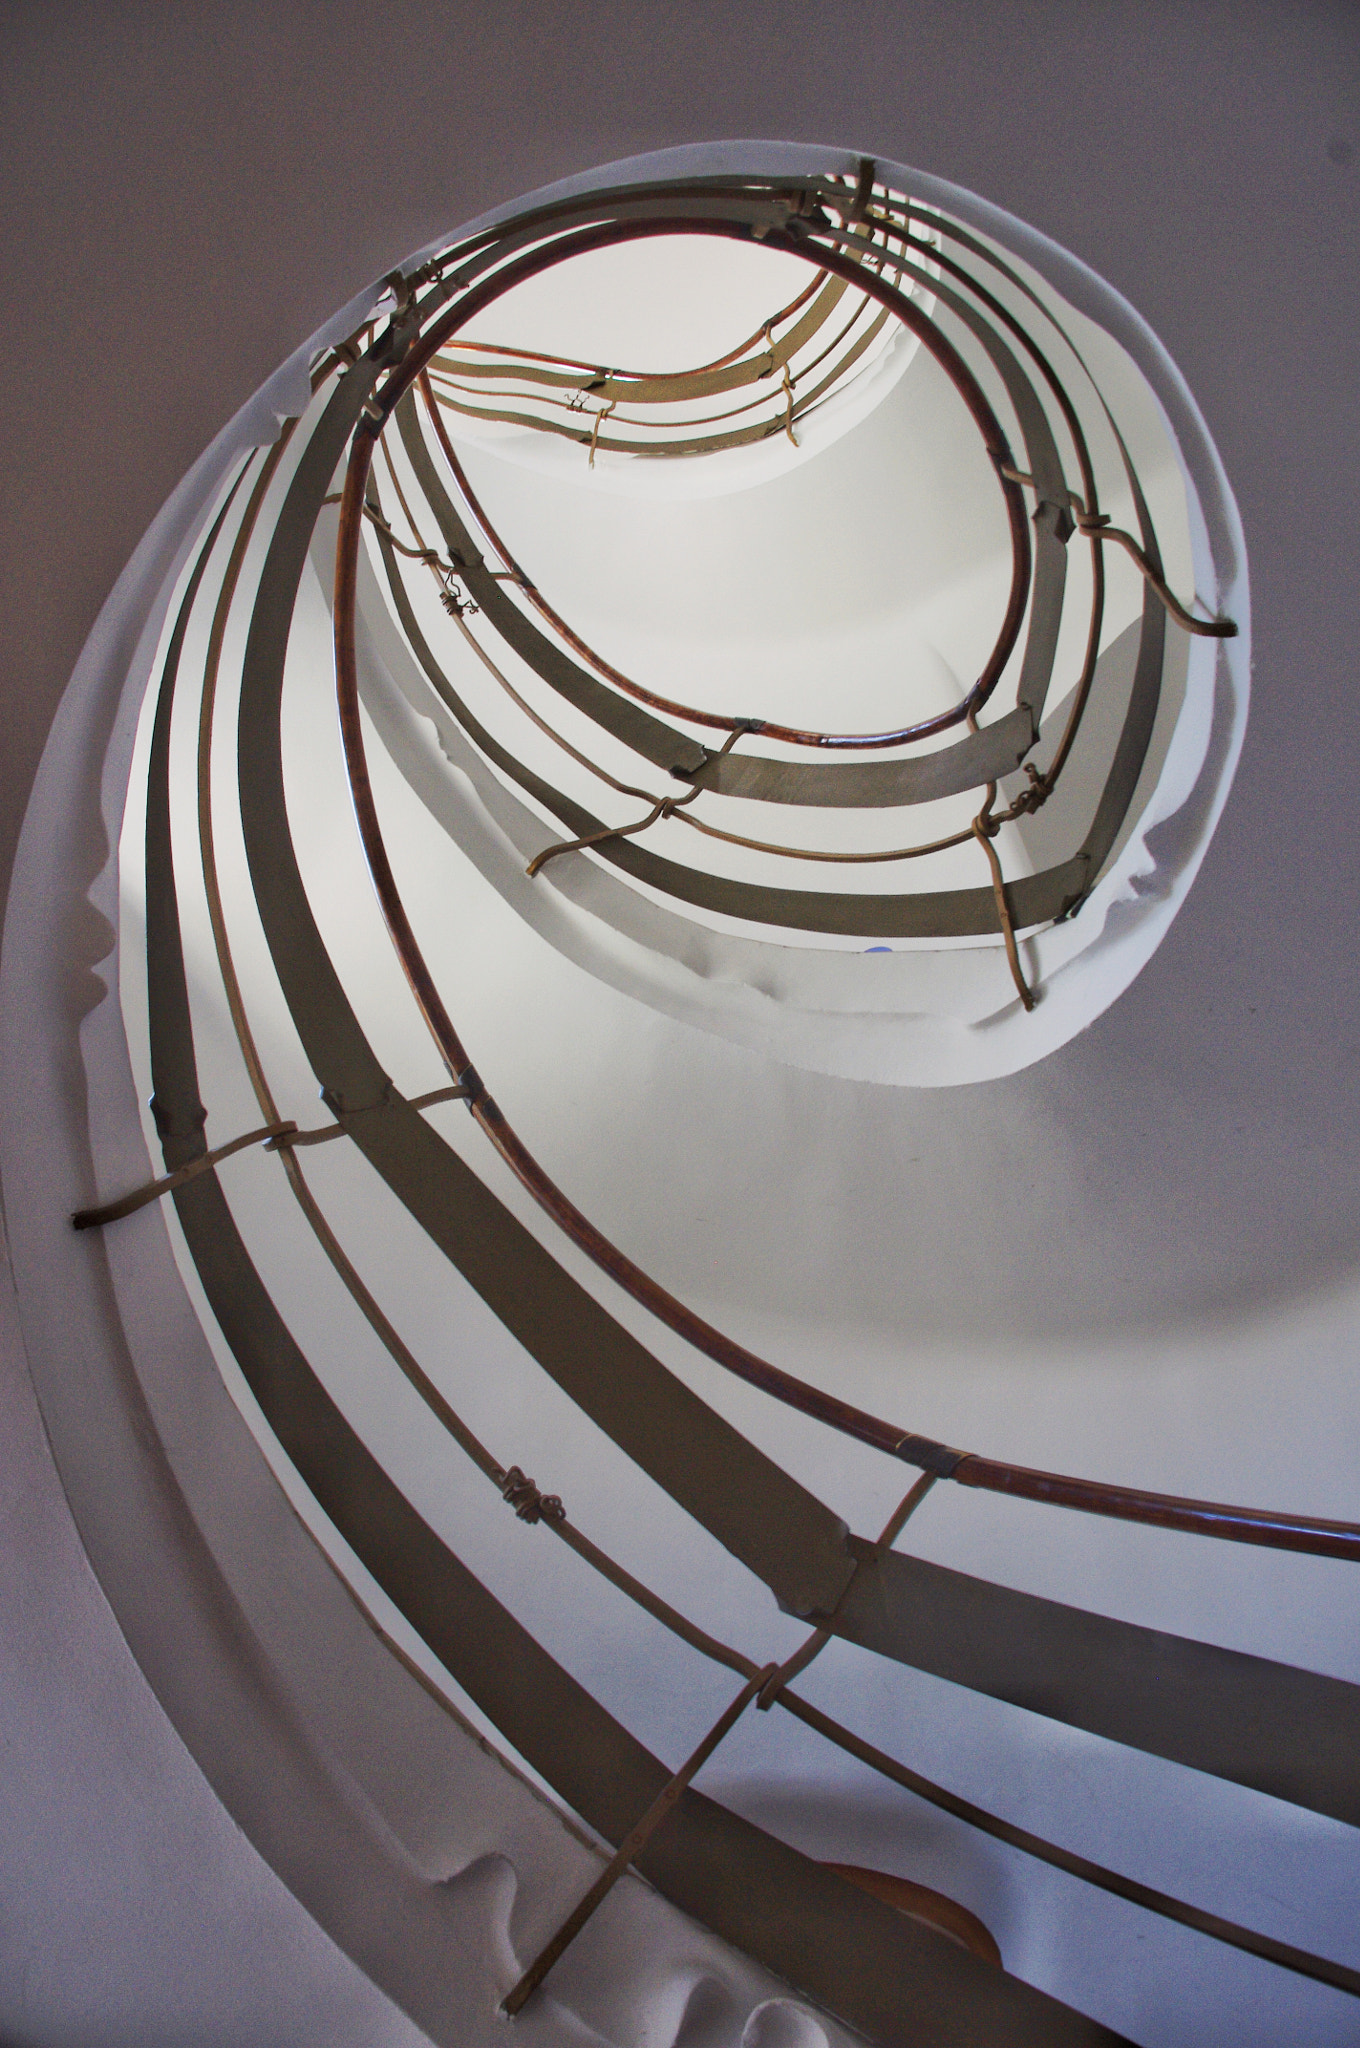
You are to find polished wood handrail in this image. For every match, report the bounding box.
[953,1455,1360,1560]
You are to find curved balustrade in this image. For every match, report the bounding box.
[76,160,1355,2047]
[424,209,914,464]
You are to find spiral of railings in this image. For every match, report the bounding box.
[76,162,1357,2045]
[424,189,917,463]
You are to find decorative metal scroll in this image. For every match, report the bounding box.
[77,161,1357,2048]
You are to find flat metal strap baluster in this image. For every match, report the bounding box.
[502,1663,776,2018]
[757,1472,937,1709]
[526,795,671,878]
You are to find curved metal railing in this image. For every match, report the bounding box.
[75,162,1358,2048]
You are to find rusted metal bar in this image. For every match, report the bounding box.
[71,1119,297,1228]
[70,1084,470,1231]
[501,1665,775,2016]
